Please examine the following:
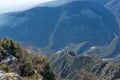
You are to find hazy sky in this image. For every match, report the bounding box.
[0,0,55,14]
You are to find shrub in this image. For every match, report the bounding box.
[0,38,56,80]
[0,64,12,72]
[0,38,21,58]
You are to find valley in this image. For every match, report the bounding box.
[0,0,120,80]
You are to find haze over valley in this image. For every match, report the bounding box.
[0,0,120,80]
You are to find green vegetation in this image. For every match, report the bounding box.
[1,38,120,80]
[0,38,21,58]
[0,38,56,80]
[0,64,12,72]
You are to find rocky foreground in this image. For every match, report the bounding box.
[0,38,55,80]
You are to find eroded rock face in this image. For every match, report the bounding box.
[48,51,120,80]
[0,54,17,64]
[0,70,22,80]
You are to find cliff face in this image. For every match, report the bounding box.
[48,50,120,80]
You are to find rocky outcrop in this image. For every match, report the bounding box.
[0,70,22,80]
[48,50,120,80]
[0,38,56,80]
[0,54,17,64]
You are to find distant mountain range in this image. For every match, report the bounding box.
[0,0,120,58]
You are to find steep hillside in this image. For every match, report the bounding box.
[48,50,120,80]
[105,0,120,28]
[49,1,119,51]
[0,38,56,80]
[83,35,120,58]
[105,0,120,58]
[0,1,119,58]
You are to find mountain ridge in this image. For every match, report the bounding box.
[0,1,120,58]
[48,50,120,80]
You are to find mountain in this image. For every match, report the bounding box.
[1,1,120,80]
[96,0,109,5]
[0,1,119,57]
[105,0,120,29]
[104,0,120,58]
[48,50,120,80]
